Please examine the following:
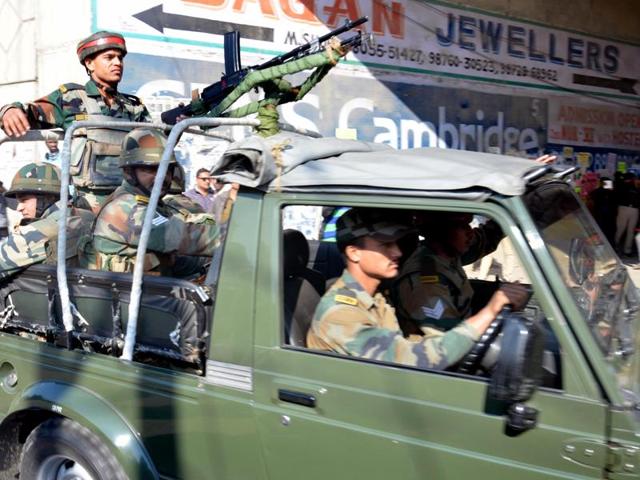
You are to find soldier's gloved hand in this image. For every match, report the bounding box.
[1,108,30,137]
[488,283,530,314]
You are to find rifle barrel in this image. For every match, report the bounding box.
[258,16,368,70]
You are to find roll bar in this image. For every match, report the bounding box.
[56,118,259,360]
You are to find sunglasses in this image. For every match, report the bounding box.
[197,176,213,181]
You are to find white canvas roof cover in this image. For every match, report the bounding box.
[212,132,542,196]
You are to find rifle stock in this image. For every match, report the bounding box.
[161,17,368,125]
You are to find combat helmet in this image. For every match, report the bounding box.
[119,128,177,168]
[77,31,127,65]
[5,163,62,198]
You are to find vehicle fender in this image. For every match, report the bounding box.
[6,380,158,480]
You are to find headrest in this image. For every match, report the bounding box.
[283,229,310,278]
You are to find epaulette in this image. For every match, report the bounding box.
[135,195,149,205]
[58,83,84,94]
[334,288,358,306]
[121,92,143,105]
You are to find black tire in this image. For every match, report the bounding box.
[20,417,128,480]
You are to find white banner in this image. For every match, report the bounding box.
[95,0,640,100]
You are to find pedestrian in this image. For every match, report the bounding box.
[184,168,216,212]
[614,172,640,257]
[589,177,616,245]
[44,132,60,163]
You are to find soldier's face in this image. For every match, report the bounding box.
[86,49,124,86]
[348,236,402,280]
[16,194,37,220]
[447,222,473,256]
[135,166,173,195]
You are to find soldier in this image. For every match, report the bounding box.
[306,208,526,370]
[0,31,150,136]
[392,211,529,336]
[0,31,152,214]
[0,163,94,279]
[81,128,220,277]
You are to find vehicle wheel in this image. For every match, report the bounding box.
[20,417,127,480]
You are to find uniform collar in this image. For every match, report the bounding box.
[121,181,166,206]
[84,79,102,97]
[41,200,63,218]
[85,79,119,98]
[341,270,377,310]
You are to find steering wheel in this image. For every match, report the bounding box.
[455,307,510,375]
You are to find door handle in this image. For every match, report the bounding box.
[278,389,317,408]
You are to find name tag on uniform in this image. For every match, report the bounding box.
[420,275,438,284]
[335,294,358,306]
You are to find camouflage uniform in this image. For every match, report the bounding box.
[0,32,151,214]
[81,129,220,276]
[307,270,480,369]
[83,183,219,275]
[0,163,94,279]
[164,164,207,216]
[0,32,149,131]
[393,219,503,334]
[0,79,150,132]
[306,208,481,370]
[0,202,94,279]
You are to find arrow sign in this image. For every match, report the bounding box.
[133,4,274,42]
[573,74,637,95]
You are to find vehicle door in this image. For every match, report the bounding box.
[252,194,610,479]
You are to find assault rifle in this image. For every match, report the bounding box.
[161,16,368,125]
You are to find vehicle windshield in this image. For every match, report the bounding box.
[525,181,640,410]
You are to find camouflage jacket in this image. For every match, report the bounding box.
[164,194,206,216]
[0,201,94,279]
[82,182,220,276]
[307,270,480,370]
[392,220,503,334]
[0,79,150,131]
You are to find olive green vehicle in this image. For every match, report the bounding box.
[0,122,638,480]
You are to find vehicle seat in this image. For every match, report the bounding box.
[308,239,345,287]
[283,229,325,346]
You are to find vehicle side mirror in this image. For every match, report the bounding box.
[488,312,546,436]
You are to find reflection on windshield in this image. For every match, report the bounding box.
[526,182,640,410]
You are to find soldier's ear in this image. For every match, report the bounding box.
[344,244,361,264]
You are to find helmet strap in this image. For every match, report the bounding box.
[35,195,57,218]
[124,168,151,198]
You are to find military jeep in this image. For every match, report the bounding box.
[0,119,637,480]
